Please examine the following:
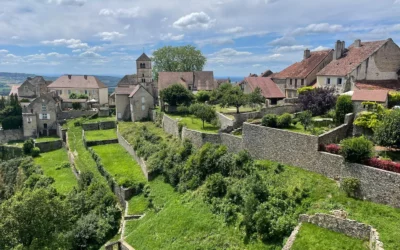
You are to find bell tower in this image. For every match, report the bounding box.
[136,53,153,85]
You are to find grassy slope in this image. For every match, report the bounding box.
[127,194,149,215]
[85,129,117,141]
[92,144,146,186]
[83,117,115,124]
[34,148,76,194]
[291,223,368,250]
[167,114,219,133]
[35,136,61,143]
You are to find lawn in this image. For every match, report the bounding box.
[7,140,24,148]
[167,114,220,133]
[85,129,117,141]
[215,104,259,114]
[35,136,61,143]
[283,118,333,135]
[92,144,146,188]
[291,223,368,250]
[34,148,77,194]
[83,116,115,124]
[127,193,149,215]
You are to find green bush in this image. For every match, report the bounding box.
[297,86,314,95]
[277,113,292,128]
[72,102,82,110]
[2,116,22,130]
[23,139,35,155]
[341,177,360,198]
[177,105,189,115]
[196,91,211,103]
[388,92,400,108]
[340,136,373,163]
[261,114,278,127]
[335,95,353,124]
[31,147,40,157]
[204,173,227,200]
[298,111,312,130]
[374,109,400,148]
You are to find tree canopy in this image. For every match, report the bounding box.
[374,109,400,148]
[152,45,206,81]
[160,84,195,107]
[298,87,336,116]
[189,103,216,128]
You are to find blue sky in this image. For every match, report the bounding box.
[1,0,400,77]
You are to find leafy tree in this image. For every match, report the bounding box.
[298,111,313,130]
[248,87,265,107]
[335,95,353,124]
[78,94,89,99]
[209,83,232,104]
[72,102,82,110]
[160,84,194,107]
[152,45,207,80]
[0,96,6,109]
[277,113,292,128]
[374,109,400,148]
[23,139,35,155]
[220,85,248,114]
[189,103,216,128]
[298,87,336,116]
[2,116,22,130]
[69,92,78,99]
[340,136,373,163]
[196,91,211,103]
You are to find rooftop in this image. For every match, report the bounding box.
[137,53,151,61]
[47,75,107,89]
[243,77,285,99]
[351,89,389,102]
[355,80,400,91]
[117,74,137,86]
[158,71,215,91]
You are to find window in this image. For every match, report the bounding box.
[141,97,145,104]
[295,79,298,88]
[140,63,145,69]
[142,105,145,111]
[68,90,71,95]
[290,79,292,85]
[41,104,47,112]
[142,74,144,77]
[337,78,342,85]
[27,117,32,123]
[326,78,331,84]
[301,79,304,86]
[42,114,48,120]
[117,113,122,119]
[85,90,88,95]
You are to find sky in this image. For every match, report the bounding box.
[0,0,400,78]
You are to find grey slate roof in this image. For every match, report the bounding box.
[137,53,151,61]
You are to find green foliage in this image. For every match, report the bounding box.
[341,177,361,198]
[261,114,278,127]
[2,116,22,130]
[78,94,88,99]
[23,139,34,155]
[388,91,400,108]
[353,111,379,129]
[72,102,82,110]
[31,147,40,157]
[152,45,206,81]
[248,87,266,106]
[176,104,189,115]
[20,98,30,103]
[298,111,313,130]
[277,113,292,128]
[189,103,216,128]
[297,86,314,95]
[204,173,227,200]
[69,92,78,99]
[335,95,353,124]
[218,84,248,113]
[160,84,195,107]
[195,91,211,103]
[340,136,373,163]
[374,109,400,148]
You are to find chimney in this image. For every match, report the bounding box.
[68,75,72,79]
[304,48,311,59]
[334,40,344,60]
[354,39,361,48]
[84,75,87,80]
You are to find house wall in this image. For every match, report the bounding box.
[136,60,153,83]
[18,82,35,98]
[49,87,107,104]
[29,97,57,136]
[353,100,387,115]
[317,75,347,93]
[99,88,109,105]
[130,88,154,122]
[115,94,130,121]
[306,50,334,85]
[22,113,37,138]
[272,78,287,94]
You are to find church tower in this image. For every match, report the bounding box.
[136,53,153,86]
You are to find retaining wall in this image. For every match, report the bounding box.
[162,114,180,137]
[0,145,23,160]
[0,129,23,144]
[220,133,243,153]
[82,122,100,131]
[217,112,234,130]
[35,140,63,153]
[99,121,116,130]
[181,127,221,148]
[57,110,97,120]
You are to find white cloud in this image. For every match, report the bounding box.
[161,17,168,22]
[160,33,185,41]
[221,26,244,34]
[11,36,19,40]
[313,46,331,51]
[0,49,8,54]
[96,32,126,41]
[79,51,102,58]
[292,23,343,35]
[44,0,86,6]
[47,52,69,57]
[99,8,140,18]
[195,37,235,47]
[269,36,296,46]
[173,12,215,30]
[124,25,131,30]
[41,38,89,49]
[274,45,309,53]
[72,49,81,53]
[87,46,104,52]
[211,48,252,57]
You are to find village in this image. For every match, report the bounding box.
[1,37,400,250]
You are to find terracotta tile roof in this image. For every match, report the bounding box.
[9,85,19,96]
[318,40,388,76]
[158,71,216,91]
[194,71,215,91]
[352,89,389,102]
[355,80,400,91]
[273,50,333,79]
[48,75,107,89]
[128,85,141,97]
[260,69,273,77]
[244,77,285,99]
[115,86,135,95]
[117,74,137,86]
[137,53,151,61]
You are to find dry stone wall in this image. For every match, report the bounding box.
[0,129,23,144]
[35,140,63,153]
[0,145,23,160]
[217,112,234,130]
[181,127,221,148]
[57,110,97,120]
[162,114,180,137]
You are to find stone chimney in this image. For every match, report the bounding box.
[354,39,361,48]
[84,75,87,80]
[304,49,311,59]
[68,75,72,79]
[334,40,345,60]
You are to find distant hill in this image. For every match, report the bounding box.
[0,72,122,95]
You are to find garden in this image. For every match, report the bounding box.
[85,128,117,141]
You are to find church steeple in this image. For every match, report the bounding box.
[136,53,152,85]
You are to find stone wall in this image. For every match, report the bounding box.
[217,112,234,130]
[0,129,24,144]
[318,113,354,145]
[82,121,116,131]
[35,140,63,153]
[57,110,97,120]
[162,114,180,137]
[99,121,116,130]
[105,240,135,250]
[181,127,221,148]
[56,123,67,142]
[82,122,100,131]
[220,133,243,153]
[232,111,261,129]
[0,145,23,160]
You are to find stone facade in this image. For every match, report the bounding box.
[181,127,221,148]
[129,86,154,122]
[35,140,63,153]
[0,129,23,144]
[162,114,180,138]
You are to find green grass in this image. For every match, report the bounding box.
[66,120,106,184]
[83,116,115,124]
[33,148,77,194]
[167,114,220,133]
[291,223,368,250]
[92,144,146,187]
[127,193,149,215]
[7,140,24,148]
[85,129,117,141]
[215,104,259,114]
[119,121,169,142]
[35,136,61,143]
[283,122,331,135]
[124,177,266,250]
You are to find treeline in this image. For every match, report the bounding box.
[0,157,120,249]
[0,94,22,130]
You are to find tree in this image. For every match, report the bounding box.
[160,84,194,107]
[335,95,353,124]
[72,102,82,110]
[77,94,89,99]
[2,116,22,130]
[220,85,248,113]
[210,83,232,104]
[374,109,400,148]
[298,111,313,130]
[189,103,216,128]
[196,91,211,103]
[248,87,265,107]
[69,93,78,99]
[298,87,336,116]
[23,139,35,155]
[152,45,207,81]
[0,96,5,110]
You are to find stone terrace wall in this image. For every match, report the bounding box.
[99,121,116,130]
[162,114,180,137]
[0,145,23,160]
[35,140,63,153]
[232,111,261,129]
[181,127,221,148]
[220,133,243,153]
[82,121,116,131]
[82,122,100,131]
[57,110,97,120]
[0,129,23,144]
[260,104,301,116]
[217,112,234,130]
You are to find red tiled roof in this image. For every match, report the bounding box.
[318,40,388,76]
[244,77,285,99]
[158,71,215,91]
[273,50,333,79]
[48,75,107,89]
[355,80,400,91]
[352,90,389,102]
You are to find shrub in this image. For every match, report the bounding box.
[353,111,380,129]
[335,95,353,124]
[56,162,70,170]
[2,116,22,130]
[341,177,360,198]
[189,103,216,128]
[340,136,373,163]
[297,86,314,95]
[196,91,211,103]
[388,92,400,108]
[325,144,341,154]
[72,102,82,110]
[20,98,30,103]
[204,173,227,200]
[374,109,400,148]
[365,158,400,173]
[297,110,312,130]
[177,105,189,115]
[31,147,40,157]
[261,114,278,128]
[277,113,292,128]
[298,87,336,116]
[23,139,35,155]
[160,84,195,107]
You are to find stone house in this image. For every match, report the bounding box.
[115,85,154,121]
[317,39,400,93]
[22,93,60,137]
[47,75,109,105]
[240,77,285,105]
[351,89,389,114]
[272,49,333,98]
[158,71,216,92]
[16,76,51,98]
